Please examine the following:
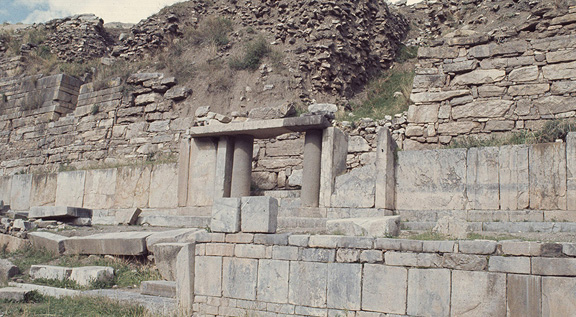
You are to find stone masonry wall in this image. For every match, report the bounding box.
[188,231,576,316]
[406,33,576,150]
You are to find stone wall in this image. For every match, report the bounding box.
[406,34,576,149]
[186,232,576,316]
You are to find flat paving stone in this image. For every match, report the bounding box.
[140,280,176,298]
[29,206,92,219]
[63,231,152,256]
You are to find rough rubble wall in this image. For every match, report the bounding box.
[405,33,576,150]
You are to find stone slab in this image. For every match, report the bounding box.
[407,268,451,317]
[507,274,541,317]
[63,232,152,256]
[30,174,57,207]
[149,164,178,208]
[0,176,12,205]
[257,259,289,303]
[29,265,71,280]
[141,280,176,298]
[375,128,396,209]
[145,228,202,249]
[0,259,18,282]
[331,164,376,208]
[194,256,222,297]
[542,276,576,317]
[326,216,400,237]
[0,287,30,302]
[29,206,92,219]
[55,171,86,207]
[289,261,327,307]
[10,174,31,211]
[189,115,331,139]
[0,233,31,253]
[69,266,114,287]
[467,147,499,210]
[499,145,530,210]
[176,243,195,314]
[187,138,217,207]
[327,263,361,310]
[222,257,258,300]
[211,198,241,233]
[28,232,67,254]
[568,133,576,210]
[83,169,117,209]
[451,270,506,317]
[397,149,467,210]
[114,208,141,225]
[113,166,151,208]
[529,143,567,210]
[362,264,407,314]
[319,127,348,207]
[153,243,187,281]
[532,257,576,276]
[240,196,278,233]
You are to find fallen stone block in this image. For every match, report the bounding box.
[29,206,92,220]
[0,259,19,282]
[29,265,71,281]
[0,287,30,302]
[0,233,31,253]
[64,232,152,256]
[145,228,202,250]
[8,282,79,298]
[12,219,36,231]
[241,196,278,233]
[114,208,142,225]
[326,216,401,237]
[141,280,176,298]
[70,266,114,287]
[152,243,187,281]
[211,198,241,233]
[28,232,67,255]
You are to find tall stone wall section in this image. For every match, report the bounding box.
[187,232,576,316]
[406,34,576,149]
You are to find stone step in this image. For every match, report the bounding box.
[277,217,327,234]
[137,215,210,228]
[398,209,576,223]
[0,287,31,302]
[262,190,301,199]
[140,280,176,298]
[29,206,92,220]
[63,232,152,256]
[326,216,401,237]
[401,221,576,234]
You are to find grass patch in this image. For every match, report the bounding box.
[1,247,58,272]
[0,294,148,316]
[31,278,82,290]
[405,231,448,241]
[395,45,418,63]
[229,36,271,71]
[466,233,529,241]
[187,16,233,46]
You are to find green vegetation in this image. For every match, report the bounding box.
[188,16,233,46]
[0,294,148,317]
[405,231,448,241]
[229,37,272,71]
[395,44,418,63]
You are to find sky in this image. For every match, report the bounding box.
[0,0,186,24]
[0,0,423,25]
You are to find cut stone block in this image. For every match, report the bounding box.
[55,171,86,207]
[194,256,222,297]
[529,143,567,210]
[115,208,142,225]
[320,127,348,207]
[407,268,451,317]
[29,265,71,281]
[507,274,541,317]
[362,264,407,314]
[0,287,30,302]
[69,266,114,286]
[375,128,397,209]
[222,257,258,300]
[83,169,117,209]
[211,198,241,233]
[327,263,362,310]
[499,145,530,210]
[145,228,201,249]
[451,270,506,316]
[567,133,576,210]
[257,259,289,303]
[331,164,376,208]
[28,232,67,254]
[0,234,31,253]
[30,173,57,207]
[467,147,500,209]
[10,174,31,211]
[149,164,178,208]
[187,138,217,207]
[141,280,176,298]
[0,259,19,282]
[114,166,151,209]
[289,261,327,307]
[178,139,191,207]
[64,232,152,255]
[0,176,12,206]
[176,243,195,315]
[326,216,400,237]
[29,206,92,220]
[542,276,576,317]
[240,196,278,233]
[433,216,471,239]
[153,243,187,281]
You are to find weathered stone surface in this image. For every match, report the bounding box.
[30,174,57,207]
[442,253,487,270]
[146,228,201,249]
[418,46,459,59]
[451,271,506,317]
[385,251,443,268]
[534,96,576,115]
[64,232,151,255]
[397,149,467,210]
[407,268,451,317]
[240,196,278,233]
[507,274,541,317]
[0,288,30,302]
[433,216,470,239]
[252,172,277,190]
[114,166,151,208]
[529,143,567,210]
[149,164,178,208]
[452,100,514,119]
[0,234,31,253]
[467,147,499,209]
[407,104,439,123]
[213,136,234,200]
[287,169,303,187]
[568,133,576,210]
[135,92,161,106]
[542,277,576,316]
[489,256,531,274]
[141,280,176,298]
[508,83,549,96]
[477,85,507,98]
[532,258,576,276]
[485,120,515,131]
[438,121,481,135]
[55,171,86,207]
[443,60,477,73]
[152,243,186,281]
[452,69,506,85]
[468,40,528,58]
[289,261,327,307]
[114,208,141,225]
[29,206,91,219]
[326,263,361,310]
[412,74,446,88]
[257,259,289,303]
[0,259,19,282]
[211,198,241,233]
[375,128,396,209]
[28,232,67,255]
[0,176,12,205]
[194,256,222,296]
[499,145,530,210]
[508,66,539,82]
[459,240,497,254]
[83,169,117,209]
[248,104,296,119]
[348,136,370,152]
[552,81,576,94]
[320,127,348,206]
[30,265,71,280]
[331,164,376,208]
[547,49,576,64]
[164,86,191,101]
[308,103,338,114]
[480,56,535,69]
[265,138,303,157]
[362,264,406,313]
[187,138,217,207]
[542,61,576,80]
[176,243,195,314]
[410,90,469,104]
[70,266,114,286]
[10,174,31,211]
[326,217,400,237]
[500,241,542,256]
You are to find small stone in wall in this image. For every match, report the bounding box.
[348,136,371,152]
[288,169,303,187]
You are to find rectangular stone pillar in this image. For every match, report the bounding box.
[499,145,530,210]
[529,143,567,210]
[187,138,217,207]
[567,132,576,210]
[375,127,397,210]
[214,136,234,199]
[319,127,348,207]
[177,138,191,207]
[467,147,500,210]
[302,129,323,207]
[176,243,195,315]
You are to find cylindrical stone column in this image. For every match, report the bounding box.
[230,134,254,197]
[302,129,323,207]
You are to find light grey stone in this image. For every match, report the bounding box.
[508,65,539,82]
[0,176,12,206]
[396,149,467,210]
[0,259,19,282]
[240,196,278,233]
[115,208,141,225]
[467,147,500,210]
[114,166,151,208]
[299,248,335,262]
[532,257,576,276]
[468,40,528,58]
[30,174,57,207]
[195,106,210,117]
[452,69,506,85]
[153,243,187,281]
[141,280,176,298]
[451,271,506,317]
[257,259,289,303]
[194,256,222,296]
[331,165,376,208]
[327,263,361,310]
[69,266,114,286]
[222,257,258,300]
[442,253,487,270]
[55,171,86,207]
[385,252,443,268]
[0,288,30,302]
[29,206,92,219]
[83,169,117,209]
[438,121,481,135]
[542,277,576,317]
[410,90,469,104]
[287,169,303,187]
[326,216,400,237]
[418,46,459,59]
[135,92,161,106]
[186,138,217,206]
[507,274,542,317]
[289,261,327,307]
[508,83,550,96]
[308,103,338,114]
[64,232,151,256]
[272,245,299,261]
[422,240,455,253]
[164,86,191,101]
[211,198,241,233]
[542,61,576,80]
[176,243,195,314]
[529,143,567,210]
[362,264,407,314]
[407,268,451,317]
[488,256,531,274]
[336,249,360,262]
[443,60,477,73]
[551,81,576,94]
[500,241,542,256]
[319,127,348,206]
[146,228,201,248]
[499,145,530,210]
[458,240,497,254]
[149,164,178,208]
[10,174,31,211]
[375,128,396,209]
[534,96,576,115]
[433,216,471,239]
[360,250,383,263]
[407,104,439,124]
[375,238,423,252]
[568,133,576,210]
[452,99,514,119]
[348,136,370,152]
[248,104,296,119]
